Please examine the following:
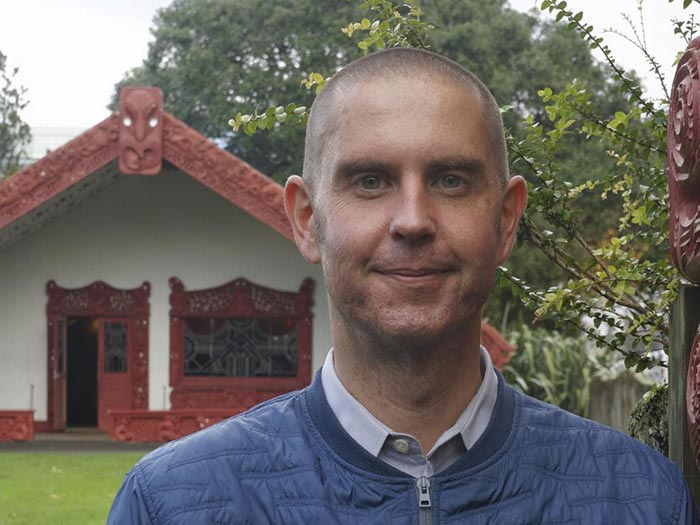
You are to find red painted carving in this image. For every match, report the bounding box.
[687,325,700,468]
[0,90,291,246]
[669,37,700,283]
[169,277,314,410]
[169,386,290,410]
[480,321,517,370]
[162,113,293,241]
[119,87,163,175]
[109,409,244,443]
[671,38,700,471]
[0,411,34,441]
[44,281,150,430]
[0,115,119,230]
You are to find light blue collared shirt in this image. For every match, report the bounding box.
[321,346,498,478]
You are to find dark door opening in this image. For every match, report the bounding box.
[66,317,98,427]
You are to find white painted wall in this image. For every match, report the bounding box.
[0,168,331,420]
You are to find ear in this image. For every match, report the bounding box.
[284,175,321,264]
[496,175,528,265]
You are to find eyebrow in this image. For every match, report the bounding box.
[334,159,392,178]
[334,156,488,179]
[425,156,488,176]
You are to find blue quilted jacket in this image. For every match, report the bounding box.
[108,372,697,524]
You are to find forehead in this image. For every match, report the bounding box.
[321,74,490,170]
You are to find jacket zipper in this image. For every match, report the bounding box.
[416,476,433,525]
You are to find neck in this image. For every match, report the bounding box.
[331,313,483,453]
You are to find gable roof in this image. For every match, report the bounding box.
[0,87,291,251]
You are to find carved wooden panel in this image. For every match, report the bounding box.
[671,37,700,472]
[0,115,119,231]
[687,325,700,468]
[669,37,700,283]
[45,281,150,430]
[109,409,243,442]
[119,87,163,175]
[0,411,34,441]
[169,277,314,410]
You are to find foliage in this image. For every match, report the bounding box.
[628,382,668,455]
[498,0,698,371]
[502,326,613,417]
[0,49,31,179]
[0,452,144,524]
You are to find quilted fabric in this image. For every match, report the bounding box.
[108,372,697,524]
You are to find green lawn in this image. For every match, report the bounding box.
[0,452,145,525]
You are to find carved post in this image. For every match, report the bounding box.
[668,37,700,503]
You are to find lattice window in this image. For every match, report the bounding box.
[168,277,315,410]
[104,322,128,373]
[183,318,297,377]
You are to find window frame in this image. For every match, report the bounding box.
[168,277,314,409]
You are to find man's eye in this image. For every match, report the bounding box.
[360,175,382,190]
[439,175,463,189]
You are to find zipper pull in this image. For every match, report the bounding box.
[416,476,432,508]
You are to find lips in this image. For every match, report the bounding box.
[380,268,448,276]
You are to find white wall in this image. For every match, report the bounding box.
[0,168,330,420]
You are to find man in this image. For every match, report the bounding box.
[108,48,696,524]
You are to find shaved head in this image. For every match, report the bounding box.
[302,48,509,193]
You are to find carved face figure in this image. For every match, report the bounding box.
[118,88,163,175]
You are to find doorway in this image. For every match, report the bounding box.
[46,280,150,432]
[66,317,98,427]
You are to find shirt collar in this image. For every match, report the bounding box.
[321,346,499,458]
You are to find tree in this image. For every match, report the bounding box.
[114,0,361,182]
[0,50,30,179]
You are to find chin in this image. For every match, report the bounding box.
[360,307,469,348]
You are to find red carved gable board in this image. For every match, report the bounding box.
[0,87,292,245]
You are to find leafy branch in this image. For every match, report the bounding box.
[227,0,432,135]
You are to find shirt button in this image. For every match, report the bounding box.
[394,439,410,454]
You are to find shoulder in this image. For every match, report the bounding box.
[140,389,312,479]
[108,389,316,524]
[513,388,677,474]
[507,387,692,521]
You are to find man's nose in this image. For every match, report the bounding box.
[388,181,436,242]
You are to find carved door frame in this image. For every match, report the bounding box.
[46,280,150,430]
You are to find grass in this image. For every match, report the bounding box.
[0,452,145,525]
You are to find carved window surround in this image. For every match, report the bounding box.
[169,277,314,410]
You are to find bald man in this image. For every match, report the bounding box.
[108,48,696,524]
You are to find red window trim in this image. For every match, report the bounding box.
[168,277,314,410]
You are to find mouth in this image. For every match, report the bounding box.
[376,267,452,283]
